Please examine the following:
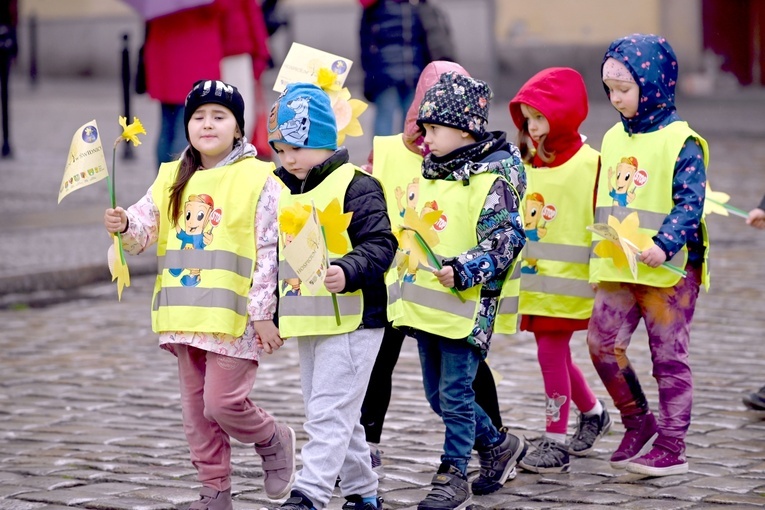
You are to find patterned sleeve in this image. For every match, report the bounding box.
[122,186,160,255]
[654,137,707,258]
[248,175,281,321]
[445,179,526,291]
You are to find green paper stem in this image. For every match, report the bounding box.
[707,198,749,219]
[320,225,342,326]
[109,147,127,266]
[402,226,466,303]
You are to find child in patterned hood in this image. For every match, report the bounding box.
[588,33,710,478]
[395,71,528,509]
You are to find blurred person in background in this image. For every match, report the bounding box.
[0,0,17,158]
[359,0,430,136]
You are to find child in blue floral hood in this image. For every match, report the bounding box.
[588,34,709,478]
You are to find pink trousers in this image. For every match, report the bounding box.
[175,345,276,490]
[535,331,598,435]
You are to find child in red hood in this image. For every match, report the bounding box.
[509,67,612,473]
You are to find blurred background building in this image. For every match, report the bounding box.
[10,0,764,101]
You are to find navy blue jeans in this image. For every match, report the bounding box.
[416,331,501,475]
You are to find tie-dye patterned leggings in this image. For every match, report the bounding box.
[587,266,701,439]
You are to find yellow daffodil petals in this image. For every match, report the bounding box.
[119,116,147,146]
[317,198,353,254]
[316,67,339,91]
[594,239,629,269]
[108,237,131,300]
[350,98,368,117]
[705,185,732,216]
[279,202,311,236]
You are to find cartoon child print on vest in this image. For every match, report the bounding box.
[268,93,312,146]
[168,194,221,287]
[522,192,557,274]
[394,177,443,283]
[608,156,649,207]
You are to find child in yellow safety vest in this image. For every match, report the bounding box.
[104,79,295,510]
[589,34,709,478]
[509,67,612,474]
[262,82,397,510]
[395,71,527,509]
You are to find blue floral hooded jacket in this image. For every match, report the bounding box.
[602,34,707,263]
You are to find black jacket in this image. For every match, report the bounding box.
[275,148,397,329]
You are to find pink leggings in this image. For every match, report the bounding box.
[175,345,276,491]
[535,331,597,435]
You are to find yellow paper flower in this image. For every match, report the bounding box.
[395,206,442,275]
[591,212,652,279]
[107,237,131,301]
[315,67,341,92]
[118,116,147,147]
[279,202,312,236]
[316,197,353,254]
[330,87,368,145]
[704,181,732,216]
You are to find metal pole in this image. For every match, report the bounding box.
[28,12,37,87]
[121,33,133,160]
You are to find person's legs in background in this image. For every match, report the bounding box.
[157,103,187,167]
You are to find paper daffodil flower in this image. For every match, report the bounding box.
[313,67,368,145]
[118,116,147,147]
[396,206,443,275]
[315,67,341,92]
[590,212,652,279]
[107,238,131,301]
[279,202,312,237]
[331,87,368,145]
[316,198,353,254]
[703,181,749,218]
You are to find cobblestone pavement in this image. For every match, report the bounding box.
[2,76,765,509]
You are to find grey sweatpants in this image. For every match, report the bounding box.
[293,327,384,509]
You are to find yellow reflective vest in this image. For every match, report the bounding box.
[592,121,710,288]
[277,163,401,338]
[519,145,599,319]
[151,157,274,336]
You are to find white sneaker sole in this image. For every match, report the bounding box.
[625,461,689,477]
[610,432,658,469]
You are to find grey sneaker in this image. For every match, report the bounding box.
[417,462,472,510]
[519,437,571,473]
[472,431,527,495]
[369,442,386,479]
[255,422,296,500]
[188,487,232,510]
[569,399,612,457]
[342,494,384,510]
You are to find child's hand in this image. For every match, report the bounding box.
[253,320,283,354]
[434,265,455,288]
[747,207,765,229]
[104,207,127,234]
[324,265,346,293]
[639,243,667,268]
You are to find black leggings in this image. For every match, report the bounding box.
[361,323,504,443]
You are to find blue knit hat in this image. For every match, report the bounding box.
[267,83,337,150]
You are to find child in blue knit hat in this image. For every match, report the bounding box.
[261,82,398,510]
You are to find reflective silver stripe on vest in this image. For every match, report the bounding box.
[520,273,595,298]
[388,280,402,305]
[279,260,298,280]
[595,206,666,231]
[280,295,362,317]
[152,286,248,315]
[509,263,521,280]
[401,281,476,319]
[497,295,519,314]
[159,249,254,278]
[524,241,591,264]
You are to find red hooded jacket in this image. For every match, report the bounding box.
[508,67,588,168]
